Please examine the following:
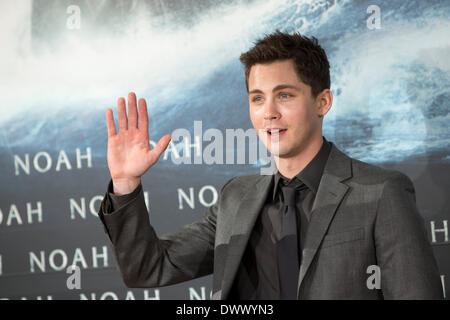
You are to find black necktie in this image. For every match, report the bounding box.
[277,183,303,299]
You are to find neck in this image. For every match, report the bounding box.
[274,135,324,179]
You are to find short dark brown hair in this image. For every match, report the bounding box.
[239,30,330,97]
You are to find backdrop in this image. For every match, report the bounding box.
[0,0,448,300]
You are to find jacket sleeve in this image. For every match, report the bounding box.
[97,177,234,288]
[374,172,443,299]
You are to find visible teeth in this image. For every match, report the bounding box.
[270,129,281,133]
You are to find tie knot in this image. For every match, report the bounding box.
[281,186,296,207]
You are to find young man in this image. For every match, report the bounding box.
[98,31,443,299]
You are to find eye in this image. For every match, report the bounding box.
[279,92,291,99]
[251,96,263,103]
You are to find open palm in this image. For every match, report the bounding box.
[106,92,171,194]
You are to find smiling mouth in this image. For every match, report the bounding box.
[267,129,287,134]
[266,129,287,138]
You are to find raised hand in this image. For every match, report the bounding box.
[106,92,171,195]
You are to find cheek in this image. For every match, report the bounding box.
[285,102,314,121]
[249,106,262,126]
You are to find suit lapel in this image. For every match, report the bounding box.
[220,174,273,299]
[297,145,352,297]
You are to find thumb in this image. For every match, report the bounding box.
[151,134,172,160]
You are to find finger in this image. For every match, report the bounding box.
[118,97,127,132]
[138,98,149,139]
[128,92,138,129]
[106,108,117,137]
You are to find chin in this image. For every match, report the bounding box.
[272,142,303,159]
[266,145,287,157]
[273,149,293,158]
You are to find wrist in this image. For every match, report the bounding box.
[112,177,141,195]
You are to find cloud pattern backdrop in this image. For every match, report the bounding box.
[0,0,448,164]
[0,0,448,299]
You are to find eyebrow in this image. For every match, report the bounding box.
[248,84,301,95]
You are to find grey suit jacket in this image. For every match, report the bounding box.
[98,143,443,299]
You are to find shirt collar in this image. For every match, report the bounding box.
[272,137,331,201]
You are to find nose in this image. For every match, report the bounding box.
[263,99,280,120]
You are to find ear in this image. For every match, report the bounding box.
[316,89,333,118]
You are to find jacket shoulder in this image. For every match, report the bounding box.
[329,143,413,185]
[220,173,266,194]
[349,156,413,187]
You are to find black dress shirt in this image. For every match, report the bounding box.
[228,137,331,299]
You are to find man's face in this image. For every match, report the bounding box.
[248,59,323,159]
